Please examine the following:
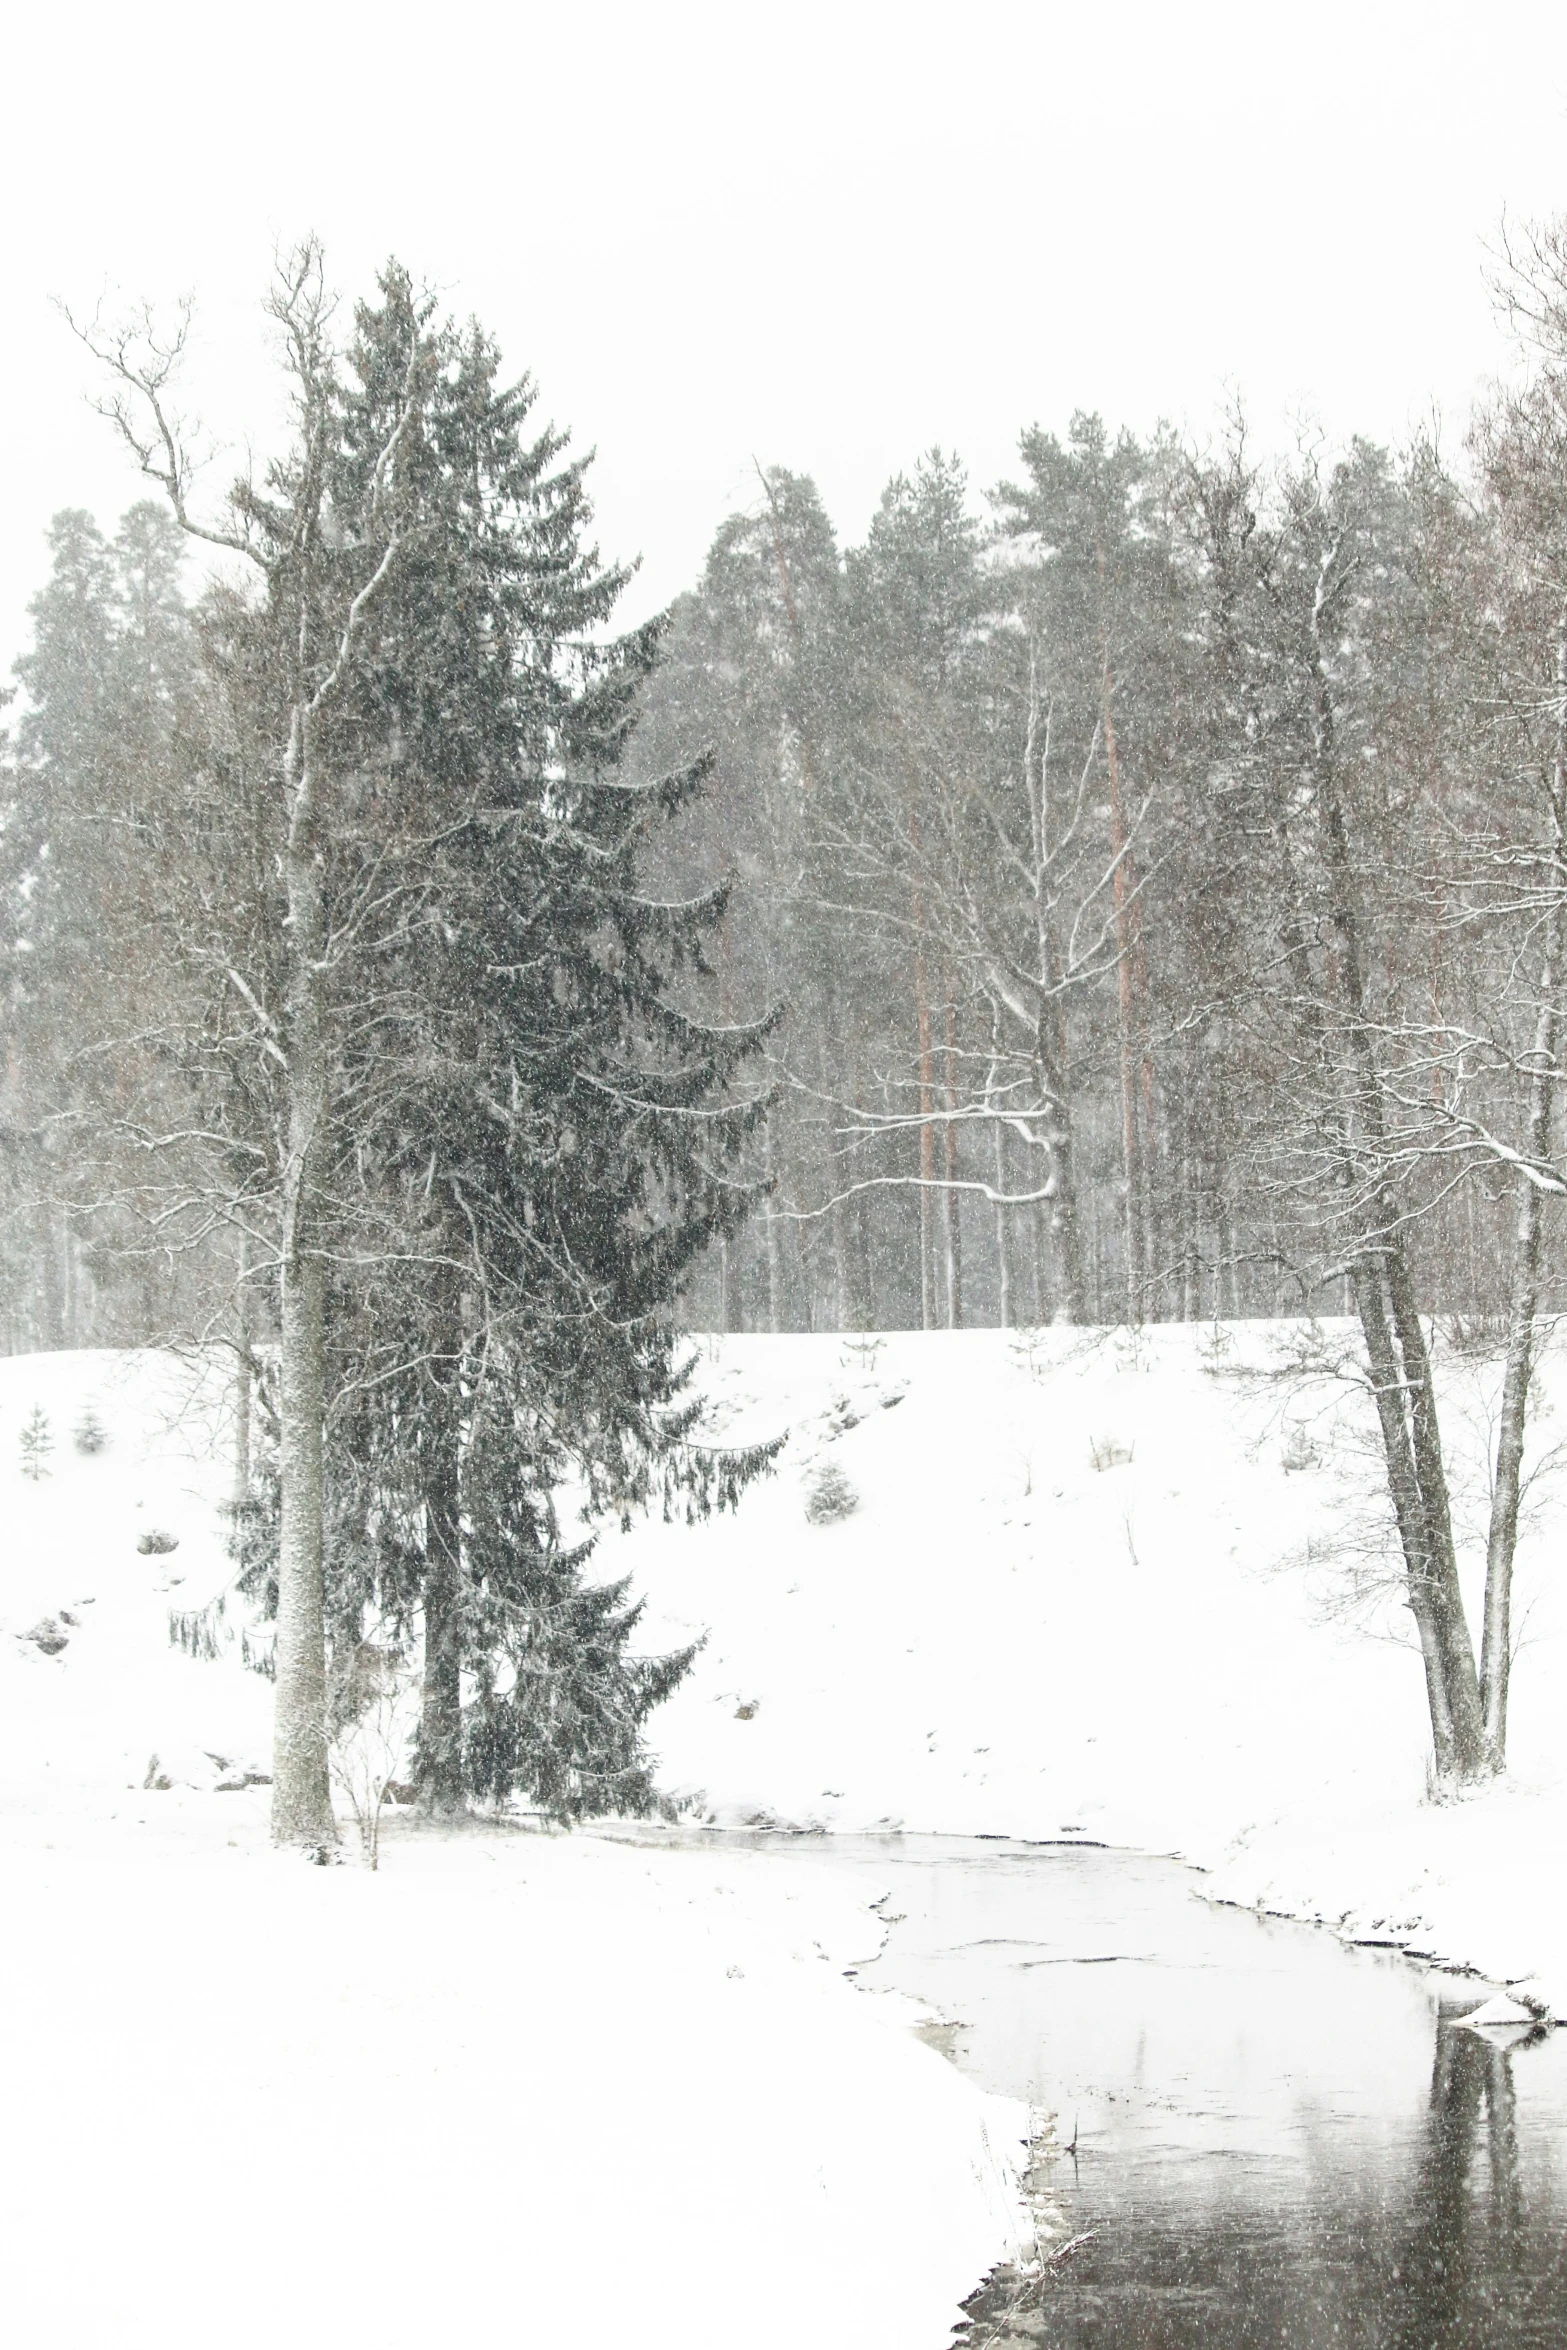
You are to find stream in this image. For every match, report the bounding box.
[616,1829,1567,2347]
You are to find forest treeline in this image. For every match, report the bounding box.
[4,225,1567,1802]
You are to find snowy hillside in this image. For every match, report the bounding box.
[604,1322,1567,2006]
[0,1347,272,1818]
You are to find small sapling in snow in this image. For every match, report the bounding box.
[804,1458,859,1523]
[18,1406,53,1480]
[72,1406,109,1456]
[1089,1435,1134,1472]
[329,1636,421,1870]
[1281,1426,1321,1474]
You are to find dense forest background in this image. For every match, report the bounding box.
[8,358,1567,1349]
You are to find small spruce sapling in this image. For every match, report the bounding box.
[19,1407,53,1481]
[73,1406,109,1456]
[805,1458,859,1523]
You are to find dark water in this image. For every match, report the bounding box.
[851,1837,1567,2348]
[613,1830,1567,2348]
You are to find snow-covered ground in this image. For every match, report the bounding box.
[8,1318,1567,2344]
[603,1321,1567,2017]
[0,1348,1027,2350]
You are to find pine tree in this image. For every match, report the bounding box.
[72,1406,108,1455]
[18,1406,53,1480]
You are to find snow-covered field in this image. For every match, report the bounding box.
[0,1348,1026,2350]
[7,1318,1567,2344]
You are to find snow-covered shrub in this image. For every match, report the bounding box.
[25,1617,69,1656]
[329,1638,421,1870]
[240,1626,276,1680]
[137,1527,179,1555]
[168,1594,226,1662]
[805,1459,859,1523]
[72,1407,109,1456]
[1089,1436,1134,1472]
[18,1406,52,1480]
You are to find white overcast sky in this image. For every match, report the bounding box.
[4,0,1566,671]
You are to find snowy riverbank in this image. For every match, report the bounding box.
[7,1317,1567,2345]
[604,1323,1567,2018]
[0,1348,1028,2350]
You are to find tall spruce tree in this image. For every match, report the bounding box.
[216,263,774,1816]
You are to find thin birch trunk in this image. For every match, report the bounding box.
[817,986,859,1330]
[1102,654,1143,1318]
[1480,629,1567,1762]
[1022,648,1088,1324]
[942,997,963,1327]
[992,1110,1014,1329]
[763,1115,785,1334]
[233,1229,252,1513]
[419,1349,467,1815]
[915,936,937,1331]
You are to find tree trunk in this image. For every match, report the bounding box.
[419,1336,467,1815]
[916,938,937,1331]
[1305,579,1488,1783]
[273,1244,333,1844]
[1480,664,1567,1763]
[942,997,963,1327]
[1350,1253,1458,1781]
[817,986,861,1331]
[1029,1185,1054,1325]
[1380,1235,1488,1777]
[232,1234,252,1514]
[1101,648,1144,1320]
[763,1114,785,1333]
[1037,1037,1089,1325]
[270,712,337,1850]
[992,1116,1014,1329]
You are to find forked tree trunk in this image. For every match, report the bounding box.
[1379,1234,1487,1776]
[1350,1253,1459,1778]
[1303,573,1489,1785]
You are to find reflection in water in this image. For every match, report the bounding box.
[1383,2022,1543,2350]
[959,2015,1566,2349]
[969,1992,1565,2348]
